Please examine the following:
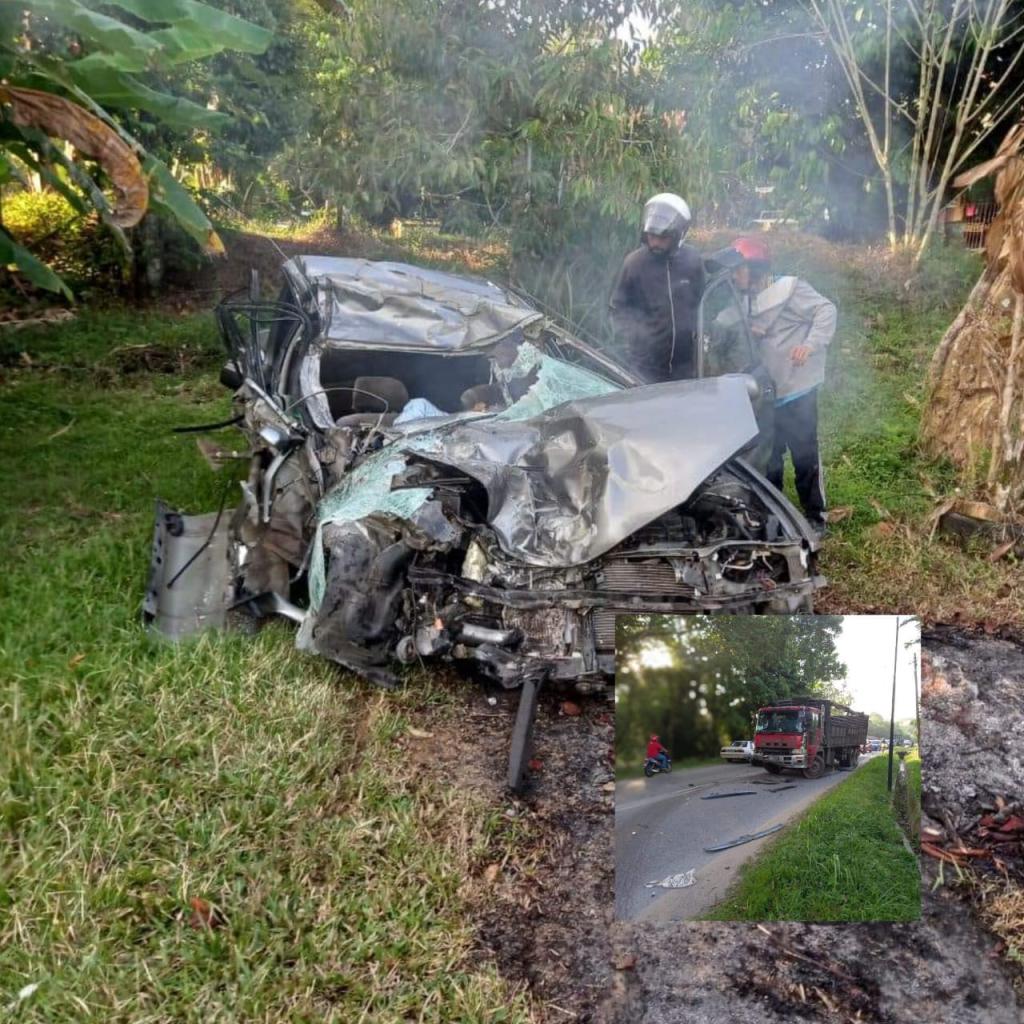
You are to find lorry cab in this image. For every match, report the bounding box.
[752,703,819,773]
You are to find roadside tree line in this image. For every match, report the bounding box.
[616,615,848,762]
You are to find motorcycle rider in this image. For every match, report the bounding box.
[646,733,670,771]
[728,236,836,535]
[609,193,705,382]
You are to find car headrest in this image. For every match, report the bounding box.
[460,384,502,410]
[352,376,409,413]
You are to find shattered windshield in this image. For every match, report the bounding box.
[756,709,804,734]
[492,341,620,421]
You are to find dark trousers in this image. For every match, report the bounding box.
[766,389,826,522]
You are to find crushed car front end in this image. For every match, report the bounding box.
[146,257,824,785]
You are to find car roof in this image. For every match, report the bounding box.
[286,256,543,353]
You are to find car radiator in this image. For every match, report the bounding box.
[590,558,698,651]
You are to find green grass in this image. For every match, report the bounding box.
[0,311,532,1022]
[738,235,1021,623]
[703,754,922,922]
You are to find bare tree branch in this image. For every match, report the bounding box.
[806,0,1021,257]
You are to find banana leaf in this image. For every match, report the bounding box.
[66,66,231,129]
[0,227,74,299]
[72,0,272,70]
[27,0,160,72]
[143,155,225,256]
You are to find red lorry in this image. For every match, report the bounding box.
[751,697,869,779]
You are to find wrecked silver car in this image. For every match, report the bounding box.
[145,257,824,785]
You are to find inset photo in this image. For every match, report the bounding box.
[615,614,921,923]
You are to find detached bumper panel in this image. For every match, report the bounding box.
[143,500,232,640]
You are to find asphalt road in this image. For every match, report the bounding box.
[615,754,879,921]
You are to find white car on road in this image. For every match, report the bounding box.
[720,739,755,762]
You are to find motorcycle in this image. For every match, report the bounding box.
[643,755,672,777]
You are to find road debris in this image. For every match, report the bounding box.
[187,897,226,930]
[703,823,784,852]
[645,869,696,889]
[700,790,757,799]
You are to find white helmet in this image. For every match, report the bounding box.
[641,193,692,248]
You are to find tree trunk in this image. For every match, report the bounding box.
[921,134,1024,517]
[921,265,1023,511]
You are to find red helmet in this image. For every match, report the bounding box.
[650,733,659,741]
[731,236,771,266]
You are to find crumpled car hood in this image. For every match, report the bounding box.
[306,368,761,611]
[418,375,759,566]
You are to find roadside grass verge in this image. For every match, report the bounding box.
[0,313,533,1022]
[703,754,922,923]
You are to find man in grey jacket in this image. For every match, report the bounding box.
[730,236,836,533]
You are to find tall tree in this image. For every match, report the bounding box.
[293,0,684,341]
[653,0,845,226]
[803,0,1024,255]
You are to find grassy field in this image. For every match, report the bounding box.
[0,312,533,1022]
[703,753,922,922]
[0,225,1011,1017]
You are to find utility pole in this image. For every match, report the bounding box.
[887,617,900,792]
[912,653,920,749]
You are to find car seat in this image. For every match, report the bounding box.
[333,375,409,428]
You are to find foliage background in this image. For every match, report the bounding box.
[615,615,848,763]
[7,0,1020,331]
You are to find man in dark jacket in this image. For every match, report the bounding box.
[609,193,705,382]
